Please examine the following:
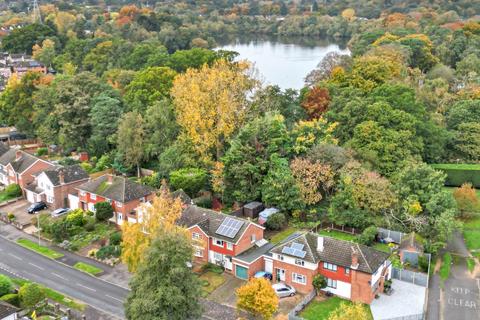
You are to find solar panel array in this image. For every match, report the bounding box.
[216,217,244,238]
[281,242,307,258]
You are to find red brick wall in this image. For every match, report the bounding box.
[350,269,375,304]
[271,259,317,294]
[234,224,264,255]
[52,179,89,209]
[188,225,209,264]
[232,256,265,279]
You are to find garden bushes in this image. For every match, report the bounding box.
[431,164,480,188]
[169,168,208,197]
[4,184,22,198]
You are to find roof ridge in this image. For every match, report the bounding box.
[356,243,372,273]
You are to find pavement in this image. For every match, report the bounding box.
[0,234,128,318]
[427,232,480,320]
[370,280,426,320]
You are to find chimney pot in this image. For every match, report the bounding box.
[107,174,114,184]
[59,168,65,184]
[317,236,324,252]
[351,247,359,270]
[15,150,22,161]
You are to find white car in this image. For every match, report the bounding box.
[51,208,70,217]
[272,283,296,298]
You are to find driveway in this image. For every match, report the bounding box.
[208,273,245,306]
[0,199,39,227]
[370,280,426,320]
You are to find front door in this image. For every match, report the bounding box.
[275,268,285,282]
[224,256,232,270]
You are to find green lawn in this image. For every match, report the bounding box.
[269,227,299,244]
[432,164,480,170]
[318,229,357,242]
[300,296,373,320]
[17,239,64,259]
[463,216,480,252]
[10,277,84,311]
[467,258,475,273]
[198,271,226,297]
[373,242,391,253]
[73,262,103,275]
[439,252,452,282]
[0,190,18,202]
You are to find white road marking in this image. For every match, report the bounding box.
[28,263,44,270]
[76,283,96,292]
[106,294,123,303]
[51,272,66,280]
[8,253,22,260]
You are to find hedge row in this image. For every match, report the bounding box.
[431,164,480,188]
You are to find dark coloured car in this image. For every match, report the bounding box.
[254,271,273,281]
[27,202,47,214]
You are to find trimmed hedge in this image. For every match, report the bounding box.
[0,293,20,307]
[431,164,480,188]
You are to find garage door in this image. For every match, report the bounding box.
[236,265,248,280]
[26,191,35,203]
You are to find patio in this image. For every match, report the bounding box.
[370,280,426,320]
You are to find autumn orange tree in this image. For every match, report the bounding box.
[121,188,184,272]
[236,278,278,319]
[301,87,330,119]
[453,183,480,219]
[171,59,256,165]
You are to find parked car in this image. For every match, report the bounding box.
[254,271,273,281]
[51,208,70,217]
[27,202,47,214]
[272,283,296,298]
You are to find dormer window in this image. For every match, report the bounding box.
[295,259,304,266]
[277,254,284,261]
[91,194,96,200]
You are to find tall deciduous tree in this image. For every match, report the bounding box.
[301,87,330,119]
[116,112,145,177]
[453,183,480,219]
[172,60,255,164]
[236,278,278,320]
[290,158,335,205]
[32,39,56,67]
[125,229,202,320]
[121,190,183,272]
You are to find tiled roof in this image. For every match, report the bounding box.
[0,142,9,157]
[0,301,18,319]
[42,165,89,186]
[0,149,49,173]
[270,232,390,274]
[178,205,260,243]
[77,174,155,203]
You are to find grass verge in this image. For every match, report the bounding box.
[467,258,475,273]
[73,262,103,275]
[300,296,373,320]
[439,253,452,282]
[17,239,64,259]
[10,277,85,311]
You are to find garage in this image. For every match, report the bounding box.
[235,265,248,280]
[26,190,35,203]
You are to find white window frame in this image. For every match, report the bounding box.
[47,195,54,203]
[115,201,123,208]
[226,242,233,250]
[324,262,337,271]
[295,259,305,266]
[251,234,256,243]
[117,212,123,221]
[213,238,224,247]
[79,190,86,196]
[327,278,337,289]
[46,184,51,190]
[90,194,97,200]
[192,232,201,240]
[194,247,203,257]
[277,254,284,261]
[345,267,350,274]
[292,273,306,285]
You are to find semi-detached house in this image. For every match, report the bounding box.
[76,174,155,225]
[177,205,267,276]
[0,149,53,189]
[268,232,392,304]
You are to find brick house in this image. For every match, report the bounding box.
[24,165,89,209]
[76,174,155,225]
[0,149,54,189]
[177,205,267,277]
[267,232,392,304]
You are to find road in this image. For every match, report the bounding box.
[0,235,128,318]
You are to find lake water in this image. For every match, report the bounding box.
[216,36,350,90]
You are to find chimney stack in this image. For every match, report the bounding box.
[15,150,22,161]
[107,174,114,184]
[59,168,65,184]
[351,247,359,270]
[317,236,324,252]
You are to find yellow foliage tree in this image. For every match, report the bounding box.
[121,188,184,272]
[54,12,77,34]
[236,278,278,320]
[341,8,355,21]
[328,302,370,320]
[171,59,256,165]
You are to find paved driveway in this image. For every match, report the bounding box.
[208,273,245,306]
[0,200,38,226]
[370,280,426,320]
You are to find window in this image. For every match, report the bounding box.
[79,191,86,196]
[115,201,123,208]
[292,273,306,285]
[88,202,95,212]
[140,197,146,202]
[214,238,224,247]
[295,259,305,266]
[39,182,43,188]
[46,185,51,191]
[323,262,337,271]
[251,234,256,243]
[192,232,201,240]
[226,242,233,250]
[345,268,350,274]
[118,213,123,221]
[194,247,203,257]
[90,194,96,200]
[214,252,223,262]
[106,199,112,204]
[277,254,284,261]
[327,278,337,289]
[47,196,53,203]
